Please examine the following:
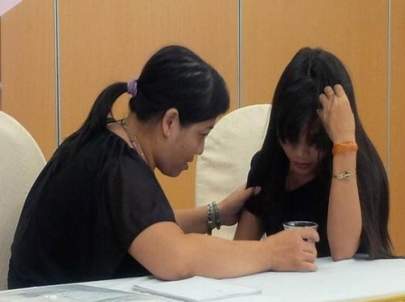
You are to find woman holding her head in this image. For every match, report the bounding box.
[236,47,393,261]
[9,46,319,289]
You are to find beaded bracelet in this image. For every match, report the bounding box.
[207,201,221,235]
[212,202,221,230]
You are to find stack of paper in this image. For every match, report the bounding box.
[0,284,162,302]
[131,276,261,301]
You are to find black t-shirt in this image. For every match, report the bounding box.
[246,178,331,256]
[245,152,366,257]
[8,130,175,289]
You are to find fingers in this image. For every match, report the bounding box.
[294,229,319,269]
[333,84,345,97]
[324,86,335,98]
[298,228,320,243]
[318,93,328,118]
[302,249,317,263]
[318,86,335,116]
[318,93,328,108]
[318,84,348,117]
[322,84,347,100]
[300,244,318,271]
[240,186,261,199]
[295,250,318,272]
[302,242,318,256]
[244,184,261,196]
[298,261,318,272]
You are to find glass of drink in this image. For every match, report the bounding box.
[283,220,318,230]
[283,221,318,242]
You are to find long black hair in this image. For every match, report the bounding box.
[248,47,392,258]
[57,45,229,158]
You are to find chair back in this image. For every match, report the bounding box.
[195,104,271,239]
[0,111,46,289]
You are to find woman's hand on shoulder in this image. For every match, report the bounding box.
[318,84,355,144]
[218,185,261,226]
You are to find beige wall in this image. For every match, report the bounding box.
[1,0,56,157]
[1,0,404,254]
[390,0,405,254]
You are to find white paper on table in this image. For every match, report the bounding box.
[130,276,261,302]
[0,284,162,302]
[0,0,22,15]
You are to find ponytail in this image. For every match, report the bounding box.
[57,82,128,159]
[80,82,128,137]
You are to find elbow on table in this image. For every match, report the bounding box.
[330,247,356,261]
[148,252,194,281]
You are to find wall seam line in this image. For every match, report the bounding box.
[387,0,392,177]
[53,0,62,146]
[237,0,242,108]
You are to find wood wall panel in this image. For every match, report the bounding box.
[1,0,55,158]
[59,0,238,209]
[242,0,388,165]
[390,0,405,255]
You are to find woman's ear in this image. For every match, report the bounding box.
[161,108,180,138]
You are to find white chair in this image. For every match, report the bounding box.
[195,104,271,239]
[0,111,46,289]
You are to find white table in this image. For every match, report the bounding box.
[1,257,404,302]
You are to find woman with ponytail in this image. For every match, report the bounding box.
[235,47,393,261]
[9,46,319,289]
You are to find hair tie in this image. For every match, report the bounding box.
[127,79,138,96]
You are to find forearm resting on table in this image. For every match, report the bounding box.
[129,221,269,280]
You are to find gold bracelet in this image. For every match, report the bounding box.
[332,141,358,156]
[333,170,354,180]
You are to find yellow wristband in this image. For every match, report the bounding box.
[332,141,358,156]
